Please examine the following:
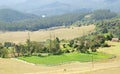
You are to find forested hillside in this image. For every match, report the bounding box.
[0,9,117,31]
[0,11,89,31]
[95,19,120,39]
[91,10,117,20]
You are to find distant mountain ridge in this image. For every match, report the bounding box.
[0,9,37,22]
[29,1,73,16]
[0,0,120,16]
[0,9,117,31]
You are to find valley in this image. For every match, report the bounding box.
[0,0,120,74]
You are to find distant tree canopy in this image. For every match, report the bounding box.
[68,34,107,53]
[96,19,120,39]
[0,12,88,31]
[91,9,117,20]
[0,9,118,31]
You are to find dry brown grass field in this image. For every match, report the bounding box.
[0,25,95,43]
[81,41,120,74]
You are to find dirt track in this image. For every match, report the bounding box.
[82,67,120,74]
[0,57,120,74]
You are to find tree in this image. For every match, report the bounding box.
[0,43,8,58]
[76,39,89,53]
[89,41,98,52]
[1,48,8,58]
[49,37,61,55]
[19,44,26,56]
[69,40,74,47]
[4,42,14,48]
[15,45,21,56]
[106,33,113,40]
[26,39,33,56]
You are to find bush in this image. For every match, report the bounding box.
[91,49,97,52]
[63,49,70,53]
[0,48,8,58]
[101,43,109,47]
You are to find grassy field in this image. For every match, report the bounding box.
[82,41,120,74]
[0,25,95,43]
[98,41,120,56]
[18,52,113,65]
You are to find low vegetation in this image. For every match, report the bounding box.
[98,41,120,56]
[18,52,112,65]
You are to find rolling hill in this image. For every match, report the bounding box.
[0,9,117,31]
[0,9,37,22]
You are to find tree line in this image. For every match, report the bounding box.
[0,37,61,58]
[0,34,111,58]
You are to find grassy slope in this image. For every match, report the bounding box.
[0,25,95,43]
[98,41,120,56]
[82,41,120,74]
[18,52,112,65]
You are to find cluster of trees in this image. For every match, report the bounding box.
[0,34,110,58]
[66,35,109,54]
[0,43,9,58]
[96,19,120,39]
[0,37,62,58]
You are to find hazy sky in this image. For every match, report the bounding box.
[0,0,115,5]
[0,0,27,5]
[0,0,106,7]
[0,0,118,12]
[0,0,106,5]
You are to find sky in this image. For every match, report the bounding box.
[0,0,106,6]
[0,0,27,5]
[0,0,106,7]
[0,0,119,12]
[0,0,116,6]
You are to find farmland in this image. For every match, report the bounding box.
[18,52,112,65]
